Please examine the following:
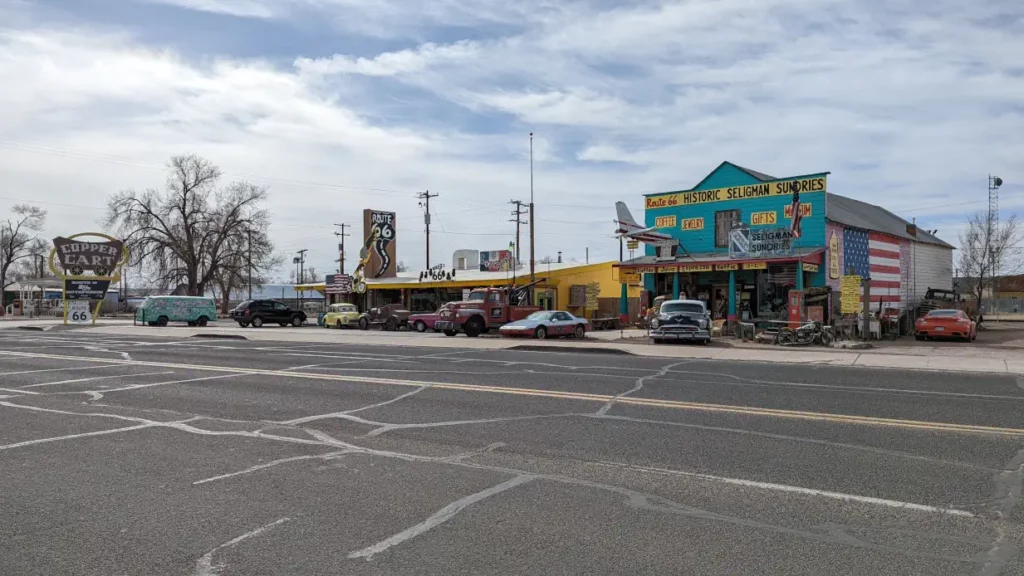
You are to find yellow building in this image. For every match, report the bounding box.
[296,260,642,320]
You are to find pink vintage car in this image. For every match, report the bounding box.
[409,308,444,333]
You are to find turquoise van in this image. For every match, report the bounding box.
[135,296,217,327]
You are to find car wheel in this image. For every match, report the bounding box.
[148,322,157,327]
[197,316,208,327]
[465,317,484,338]
[385,318,398,331]
[443,330,458,337]
[915,334,924,341]
[187,321,196,327]
[336,320,343,329]
[535,326,547,340]
[358,317,369,330]
[415,320,427,333]
[252,316,264,328]
[703,338,712,345]
[652,337,664,344]
[156,316,168,327]
[574,324,585,339]
[238,322,249,328]
[292,315,303,327]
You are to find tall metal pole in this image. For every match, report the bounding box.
[247,228,253,300]
[529,132,535,282]
[418,191,439,270]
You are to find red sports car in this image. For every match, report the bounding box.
[409,308,444,333]
[915,309,976,342]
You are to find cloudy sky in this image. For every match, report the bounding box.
[1,0,1022,280]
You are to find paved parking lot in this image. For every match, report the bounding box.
[1,331,1023,575]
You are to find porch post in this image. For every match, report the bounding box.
[728,270,736,322]
[672,272,680,299]
[796,260,804,291]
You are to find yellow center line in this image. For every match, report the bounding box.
[2,350,1022,437]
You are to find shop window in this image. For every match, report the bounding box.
[715,209,740,248]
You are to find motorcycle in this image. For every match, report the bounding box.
[775,321,835,346]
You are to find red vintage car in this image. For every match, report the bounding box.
[915,309,976,342]
[409,308,444,333]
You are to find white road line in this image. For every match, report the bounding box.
[0,387,40,395]
[193,518,291,576]
[89,374,242,396]
[348,475,535,560]
[20,372,176,389]
[0,364,123,376]
[0,424,156,451]
[192,450,351,485]
[590,460,975,517]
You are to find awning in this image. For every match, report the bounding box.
[614,249,825,273]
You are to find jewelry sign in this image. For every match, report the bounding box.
[48,233,129,325]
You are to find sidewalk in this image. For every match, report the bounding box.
[45,321,1024,376]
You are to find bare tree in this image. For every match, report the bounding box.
[396,261,410,272]
[211,229,282,314]
[12,238,52,281]
[0,205,48,299]
[958,212,1022,310]
[105,155,273,296]
[305,267,321,283]
[537,255,555,264]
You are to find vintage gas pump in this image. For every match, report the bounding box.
[788,289,804,326]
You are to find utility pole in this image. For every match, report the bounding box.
[417,190,439,269]
[247,228,253,300]
[333,223,351,274]
[529,132,535,282]
[509,200,528,266]
[296,249,308,284]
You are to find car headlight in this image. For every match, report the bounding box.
[651,319,659,328]
[699,319,708,329]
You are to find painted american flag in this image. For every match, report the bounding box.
[843,228,902,308]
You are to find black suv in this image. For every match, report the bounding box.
[232,300,307,328]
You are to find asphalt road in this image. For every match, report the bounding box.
[1,330,1023,575]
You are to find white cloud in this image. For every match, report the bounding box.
[3,0,1024,274]
[147,0,279,18]
[295,41,479,77]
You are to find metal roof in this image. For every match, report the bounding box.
[826,193,953,249]
[731,163,776,182]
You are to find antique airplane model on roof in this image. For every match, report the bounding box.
[614,202,681,261]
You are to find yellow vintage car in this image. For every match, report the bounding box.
[323,303,361,329]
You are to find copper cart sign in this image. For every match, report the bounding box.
[48,232,129,325]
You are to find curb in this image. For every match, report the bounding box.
[507,344,635,356]
[192,334,248,340]
[16,326,47,332]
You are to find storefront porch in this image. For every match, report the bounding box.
[616,248,826,323]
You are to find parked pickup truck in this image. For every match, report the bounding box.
[435,287,542,337]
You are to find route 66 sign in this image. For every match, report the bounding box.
[68,301,92,324]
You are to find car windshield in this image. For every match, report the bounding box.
[661,302,705,315]
[466,292,486,301]
[526,311,553,321]
[927,310,960,318]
